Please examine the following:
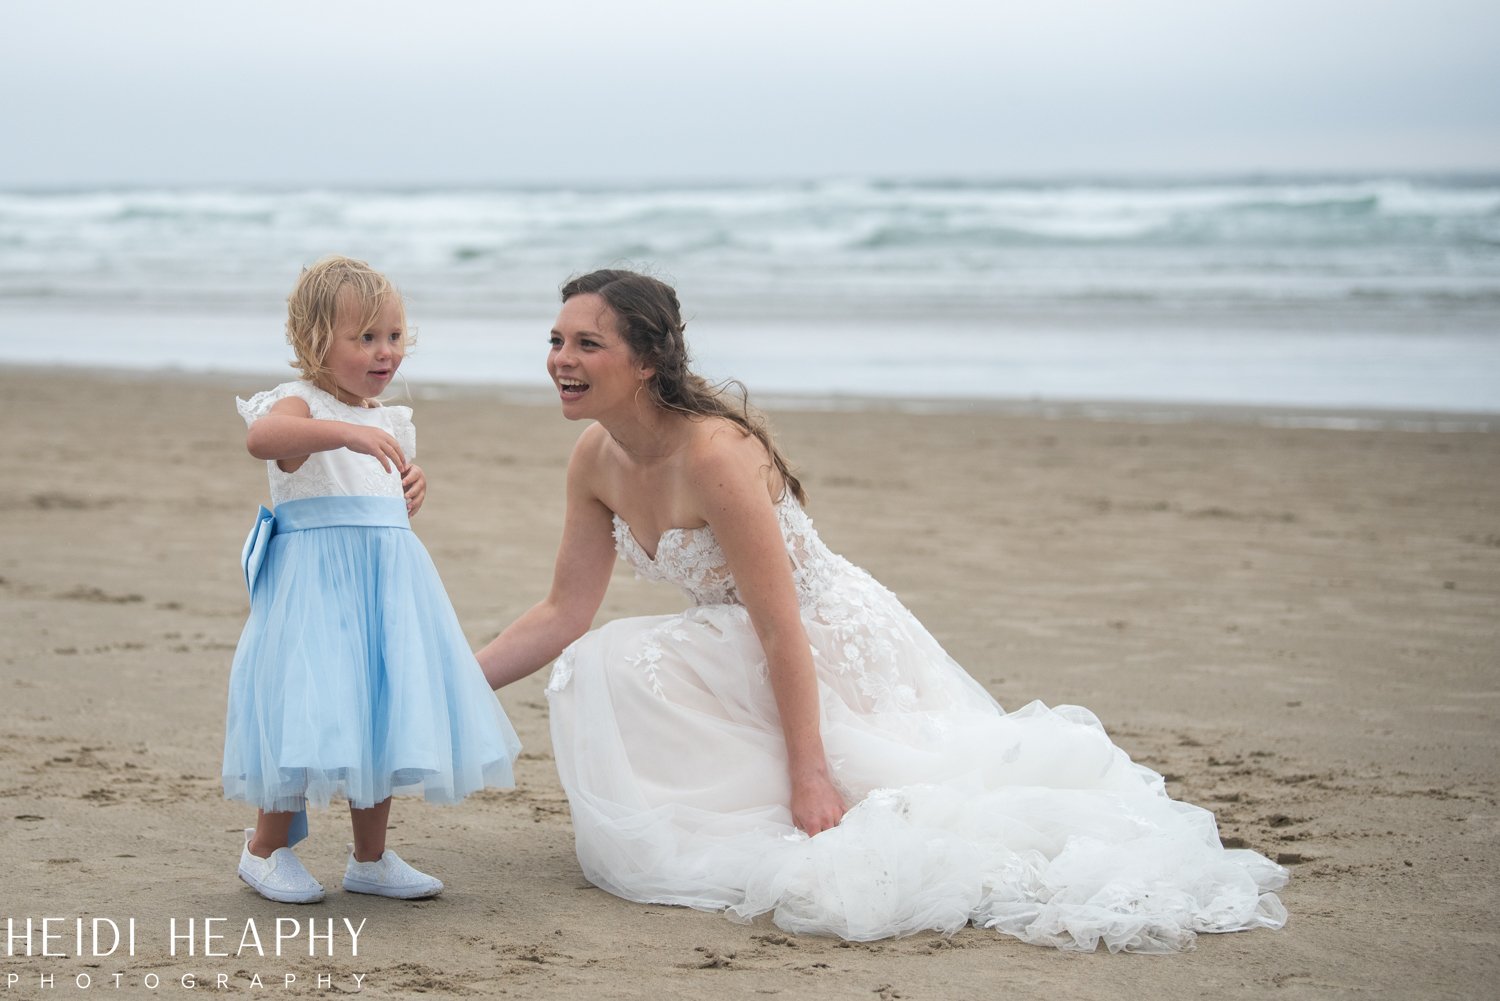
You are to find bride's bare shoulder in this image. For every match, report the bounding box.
[687,416,765,462]
[564,422,616,479]
[682,418,778,504]
[569,421,611,453]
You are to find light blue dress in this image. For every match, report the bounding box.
[222,381,519,832]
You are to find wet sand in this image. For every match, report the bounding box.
[1,366,1496,999]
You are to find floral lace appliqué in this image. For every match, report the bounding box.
[613,516,740,606]
[625,621,691,699]
[546,648,575,694]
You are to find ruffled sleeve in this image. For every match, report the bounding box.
[235,381,330,427]
[380,404,417,460]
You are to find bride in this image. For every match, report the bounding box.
[475,270,1287,951]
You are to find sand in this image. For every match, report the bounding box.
[1,366,1496,999]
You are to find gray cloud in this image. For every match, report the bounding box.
[4,0,1497,186]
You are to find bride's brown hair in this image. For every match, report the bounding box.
[561,269,805,504]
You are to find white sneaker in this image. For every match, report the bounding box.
[342,846,444,899]
[238,829,324,904]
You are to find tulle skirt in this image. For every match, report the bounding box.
[546,603,1287,951]
[223,496,520,814]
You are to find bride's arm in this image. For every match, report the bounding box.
[476,430,617,689]
[693,431,846,836]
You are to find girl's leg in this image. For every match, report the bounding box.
[342,797,442,898]
[238,807,323,904]
[247,810,299,859]
[349,798,392,862]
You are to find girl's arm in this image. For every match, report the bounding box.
[691,430,846,837]
[246,395,408,473]
[475,427,618,688]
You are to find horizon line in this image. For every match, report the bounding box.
[4,168,1500,194]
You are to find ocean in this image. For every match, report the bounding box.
[2,176,1497,416]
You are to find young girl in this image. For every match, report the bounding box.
[223,255,520,904]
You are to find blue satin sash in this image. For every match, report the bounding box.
[241,496,410,596]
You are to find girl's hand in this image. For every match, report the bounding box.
[402,463,427,517]
[791,770,846,837]
[340,424,407,472]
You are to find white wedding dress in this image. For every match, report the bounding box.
[545,495,1287,951]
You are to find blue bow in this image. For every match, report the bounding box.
[287,808,308,848]
[241,506,275,596]
[237,505,309,846]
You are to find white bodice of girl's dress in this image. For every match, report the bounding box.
[236,381,414,506]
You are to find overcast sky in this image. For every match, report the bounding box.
[4,0,1498,187]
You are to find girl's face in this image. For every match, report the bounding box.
[322,293,405,405]
[547,293,652,420]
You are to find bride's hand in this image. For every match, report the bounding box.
[792,772,846,837]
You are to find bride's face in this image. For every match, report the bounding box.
[547,293,653,420]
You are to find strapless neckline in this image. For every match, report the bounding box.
[613,520,696,564]
[611,493,796,564]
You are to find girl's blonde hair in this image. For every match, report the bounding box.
[284,255,407,389]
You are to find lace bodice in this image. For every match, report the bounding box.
[555,495,939,711]
[236,381,414,506]
[612,495,864,610]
